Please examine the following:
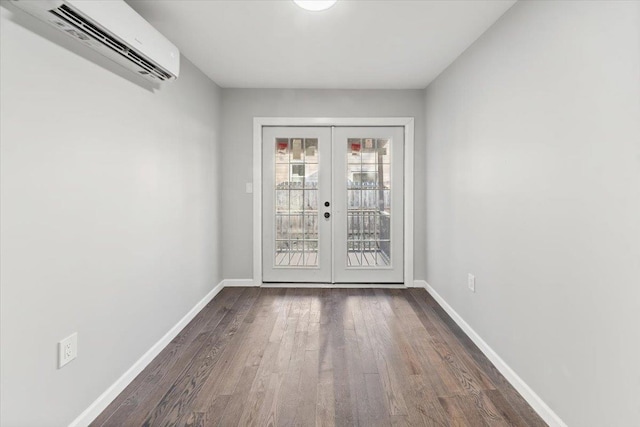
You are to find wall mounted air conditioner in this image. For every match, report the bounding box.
[10,0,180,83]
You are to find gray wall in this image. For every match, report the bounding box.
[424,1,640,426]
[221,89,426,281]
[0,6,223,426]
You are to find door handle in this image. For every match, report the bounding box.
[324,212,331,219]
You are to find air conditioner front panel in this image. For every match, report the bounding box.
[10,0,180,83]
[66,0,179,78]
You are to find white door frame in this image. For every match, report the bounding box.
[253,117,414,287]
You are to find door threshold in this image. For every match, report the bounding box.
[260,283,407,289]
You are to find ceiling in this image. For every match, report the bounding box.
[128,0,516,89]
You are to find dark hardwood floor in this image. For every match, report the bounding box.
[92,288,547,427]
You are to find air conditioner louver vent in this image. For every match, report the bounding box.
[50,4,172,81]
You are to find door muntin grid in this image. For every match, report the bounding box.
[274,137,319,268]
[346,138,392,268]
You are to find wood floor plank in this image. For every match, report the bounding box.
[94,288,548,427]
[315,296,334,427]
[409,289,547,427]
[379,291,424,377]
[412,335,455,399]
[98,290,240,423]
[484,389,530,427]
[294,348,320,424]
[469,392,509,427]
[164,289,260,426]
[268,289,296,343]
[138,288,260,427]
[95,288,244,427]
[439,395,475,426]
[316,379,336,427]
[186,394,228,427]
[406,289,496,391]
[274,293,313,426]
[329,289,357,426]
[233,341,280,426]
[185,289,284,415]
[275,327,307,424]
[182,410,206,427]
[361,289,409,417]
[364,372,392,426]
[215,364,260,426]
[254,372,282,426]
[374,292,430,426]
[351,293,379,375]
[373,288,396,319]
[309,291,322,325]
[342,296,368,424]
[344,328,373,425]
[410,289,513,385]
[423,400,453,427]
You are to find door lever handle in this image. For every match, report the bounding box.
[324,212,331,219]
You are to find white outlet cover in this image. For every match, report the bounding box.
[58,332,78,369]
[468,274,476,292]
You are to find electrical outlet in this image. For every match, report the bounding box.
[468,274,476,292]
[58,333,78,369]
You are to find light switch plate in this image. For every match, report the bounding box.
[245,182,253,194]
[468,274,476,292]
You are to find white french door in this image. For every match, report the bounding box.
[333,126,404,283]
[262,126,404,284]
[262,127,332,282]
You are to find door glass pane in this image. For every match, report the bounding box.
[346,137,391,267]
[361,138,377,163]
[276,215,289,240]
[276,139,289,163]
[304,241,318,267]
[290,138,304,162]
[348,139,362,163]
[377,138,391,163]
[305,139,319,163]
[290,189,303,212]
[304,214,318,240]
[273,137,319,267]
[347,190,361,209]
[304,190,318,211]
[304,164,318,189]
[275,164,289,188]
[276,190,289,212]
[276,240,290,265]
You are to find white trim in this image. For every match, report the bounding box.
[222,279,257,287]
[422,282,568,427]
[68,278,565,426]
[403,121,414,287]
[255,117,415,127]
[253,118,263,288]
[261,283,407,289]
[253,117,415,287]
[411,279,428,288]
[68,281,226,427]
[331,125,336,282]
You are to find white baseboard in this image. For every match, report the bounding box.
[412,279,428,288]
[228,279,409,289]
[72,279,564,427]
[68,280,226,427]
[261,282,407,289]
[222,278,257,287]
[423,282,567,427]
